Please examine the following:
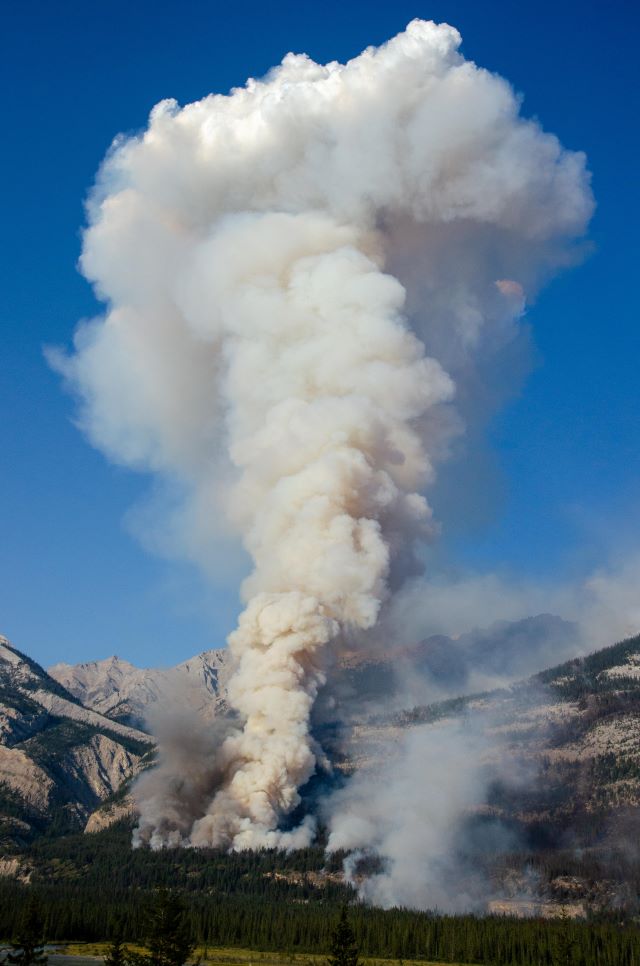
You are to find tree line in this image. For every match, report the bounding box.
[2,882,640,966]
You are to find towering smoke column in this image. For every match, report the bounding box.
[54,21,593,849]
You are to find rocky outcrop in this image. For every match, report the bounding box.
[0,855,31,881]
[84,794,136,833]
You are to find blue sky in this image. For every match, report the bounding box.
[1,0,638,668]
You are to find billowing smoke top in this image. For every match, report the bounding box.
[53,20,592,850]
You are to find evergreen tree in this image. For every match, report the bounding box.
[327,908,358,966]
[130,889,195,966]
[104,917,128,966]
[553,907,575,966]
[8,897,48,966]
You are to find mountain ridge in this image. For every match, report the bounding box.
[0,637,154,845]
[47,613,580,733]
[49,648,232,730]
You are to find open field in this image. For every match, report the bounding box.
[56,944,476,966]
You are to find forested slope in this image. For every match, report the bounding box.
[1,821,640,965]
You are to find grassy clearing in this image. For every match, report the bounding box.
[57,943,475,966]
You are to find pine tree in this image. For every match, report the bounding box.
[129,889,195,966]
[327,908,358,966]
[553,907,575,966]
[104,936,128,966]
[8,897,48,966]
[104,917,128,966]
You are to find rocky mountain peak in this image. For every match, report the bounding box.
[49,645,232,731]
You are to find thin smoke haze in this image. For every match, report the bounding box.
[52,20,593,857]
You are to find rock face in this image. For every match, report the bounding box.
[0,745,53,811]
[84,795,136,834]
[0,637,153,845]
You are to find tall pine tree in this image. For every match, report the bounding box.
[327,908,358,966]
[553,907,576,966]
[8,897,48,966]
[104,916,128,966]
[129,889,195,966]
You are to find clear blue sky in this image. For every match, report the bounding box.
[1,0,638,668]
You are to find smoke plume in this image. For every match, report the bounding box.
[52,21,592,850]
[325,718,493,911]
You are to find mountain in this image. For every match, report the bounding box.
[413,613,580,689]
[49,648,232,730]
[5,623,640,914]
[0,637,154,845]
[48,614,578,731]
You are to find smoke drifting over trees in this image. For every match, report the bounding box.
[52,20,593,894]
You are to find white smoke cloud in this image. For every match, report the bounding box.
[51,20,592,849]
[325,719,490,910]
